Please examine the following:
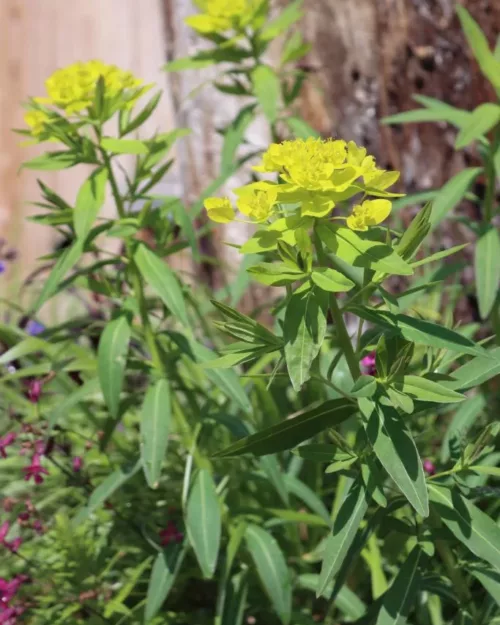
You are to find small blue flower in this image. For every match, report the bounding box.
[0,261,6,275]
[26,320,45,336]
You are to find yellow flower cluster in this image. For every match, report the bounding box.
[204,138,401,231]
[24,109,51,137]
[185,0,263,34]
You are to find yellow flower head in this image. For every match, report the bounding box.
[186,0,263,33]
[236,185,277,222]
[24,109,50,137]
[41,60,145,114]
[346,199,392,231]
[254,138,359,192]
[205,197,235,223]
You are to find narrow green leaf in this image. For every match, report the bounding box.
[469,564,500,607]
[214,398,356,457]
[259,0,303,41]
[245,524,292,624]
[311,267,355,293]
[361,400,429,516]
[395,203,431,261]
[457,5,500,91]
[135,243,188,326]
[429,483,500,571]
[220,572,249,625]
[317,478,368,597]
[97,316,131,418]
[375,546,422,625]
[31,240,84,312]
[141,379,171,489]
[283,474,331,525]
[101,137,148,154]
[248,261,306,286]
[475,226,500,319]
[186,469,221,578]
[144,544,187,623]
[285,116,319,139]
[298,575,366,617]
[251,65,280,123]
[395,375,465,403]
[429,168,482,229]
[121,91,162,136]
[73,168,108,240]
[441,394,486,462]
[350,306,486,358]
[48,378,101,430]
[22,151,79,170]
[284,288,328,390]
[455,103,500,149]
[221,105,255,174]
[410,243,468,267]
[448,346,500,390]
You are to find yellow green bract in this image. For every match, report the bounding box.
[205,198,235,223]
[185,0,265,33]
[24,109,51,137]
[204,138,401,235]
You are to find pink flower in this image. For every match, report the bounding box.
[423,459,436,476]
[159,521,183,546]
[22,454,48,485]
[32,520,44,535]
[360,351,377,376]
[0,434,16,460]
[72,456,83,472]
[4,538,22,554]
[0,523,9,543]
[27,380,42,404]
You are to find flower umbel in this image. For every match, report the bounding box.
[185,0,264,34]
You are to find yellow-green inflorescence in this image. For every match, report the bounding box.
[204,137,401,233]
[24,60,150,138]
[185,0,267,34]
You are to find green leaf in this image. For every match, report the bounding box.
[448,346,500,390]
[455,103,500,149]
[48,378,101,430]
[97,316,131,418]
[298,575,366,617]
[429,167,482,230]
[429,483,500,571]
[285,116,319,139]
[73,168,108,240]
[395,375,465,403]
[141,379,171,489]
[76,459,141,523]
[293,443,338,462]
[441,394,486,462]
[382,95,472,128]
[259,0,303,41]
[475,226,500,319]
[375,546,422,625]
[220,572,249,625]
[186,469,221,578]
[245,524,292,624]
[144,544,186,623]
[284,288,328,390]
[101,137,149,154]
[31,240,84,312]
[251,65,280,123]
[247,262,307,286]
[214,398,356,457]
[350,307,486,358]
[211,299,282,346]
[317,478,368,597]
[350,376,377,398]
[469,564,500,607]
[135,243,188,326]
[457,5,500,91]
[22,151,79,170]
[221,105,255,174]
[360,399,429,516]
[410,243,468,267]
[121,91,162,136]
[283,474,331,525]
[395,203,431,261]
[318,224,413,276]
[311,267,355,293]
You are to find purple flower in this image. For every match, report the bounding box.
[25,320,44,336]
[423,459,436,476]
[360,351,377,376]
[0,434,16,459]
[22,454,48,485]
[27,380,42,404]
[32,520,44,535]
[159,521,183,546]
[0,262,5,276]
[72,456,83,472]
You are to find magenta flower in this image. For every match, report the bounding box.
[32,520,44,535]
[360,351,377,376]
[72,456,83,472]
[22,454,48,485]
[0,523,9,543]
[4,538,22,554]
[159,521,183,546]
[423,459,436,476]
[27,380,42,404]
[0,434,16,459]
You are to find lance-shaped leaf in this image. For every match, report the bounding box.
[98,315,131,418]
[73,168,108,240]
[317,478,368,597]
[245,524,292,624]
[141,379,171,489]
[144,543,187,623]
[251,65,280,123]
[429,167,482,229]
[214,398,356,458]
[475,226,500,319]
[284,287,328,390]
[394,375,465,403]
[428,483,500,571]
[375,546,422,625]
[360,399,428,517]
[448,346,500,390]
[186,469,221,578]
[455,103,500,149]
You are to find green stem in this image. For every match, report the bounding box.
[101,148,126,219]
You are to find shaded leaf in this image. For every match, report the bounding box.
[144,544,187,623]
[475,226,500,319]
[141,379,171,489]
[98,315,131,418]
